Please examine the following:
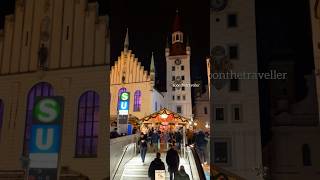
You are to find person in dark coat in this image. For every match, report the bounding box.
[175,165,190,180]
[148,152,165,180]
[195,131,208,163]
[175,131,183,150]
[110,128,119,139]
[138,132,148,164]
[151,131,160,152]
[166,144,180,180]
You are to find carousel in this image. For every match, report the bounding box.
[140,108,190,133]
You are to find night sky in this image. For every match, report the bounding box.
[107,0,210,91]
[0,0,316,144]
[0,0,210,91]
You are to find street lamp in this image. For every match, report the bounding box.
[205,123,210,129]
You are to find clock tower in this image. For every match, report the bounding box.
[165,10,192,119]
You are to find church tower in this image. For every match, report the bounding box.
[165,10,192,119]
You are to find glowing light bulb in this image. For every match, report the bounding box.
[160,114,168,119]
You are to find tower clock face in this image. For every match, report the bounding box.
[211,0,228,12]
[175,59,181,65]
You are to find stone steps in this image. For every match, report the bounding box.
[120,153,192,180]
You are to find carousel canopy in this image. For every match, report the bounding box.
[141,108,190,125]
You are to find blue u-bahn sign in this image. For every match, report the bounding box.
[118,92,130,115]
[29,97,64,169]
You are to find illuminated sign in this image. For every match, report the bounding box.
[29,97,64,169]
[29,125,61,153]
[118,92,130,115]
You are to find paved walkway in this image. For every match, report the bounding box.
[121,153,193,180]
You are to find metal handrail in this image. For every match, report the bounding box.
[188,145,206,180]
[111,144,131,180]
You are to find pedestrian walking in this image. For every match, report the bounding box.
[138,132,148,164]
[148,152,165,180]
[166,144,180,180]
[186,129,193,145]
[195,131,208,163]
[164,131,170,150]
[175,131,182,150]
[151,130,160,152]
[175,165,190,180]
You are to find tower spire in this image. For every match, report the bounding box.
[172,9,181,32]
[150,52,155,73]
[124,28,129,52]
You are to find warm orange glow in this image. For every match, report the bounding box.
[160,113,168,119]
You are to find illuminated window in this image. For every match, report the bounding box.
[75,91,99,157]
[118,87,127,98]
[23,82,54,155]
[134,90,141,112]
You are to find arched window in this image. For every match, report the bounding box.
[118,87,127,98]
[176,34,179,41]
[23,82,54,155]
[0,100,4,140]
[75,91,100,157]
[133,90,141,112]
[302,144,312,166]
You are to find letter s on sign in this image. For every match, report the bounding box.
[35,99,59,123]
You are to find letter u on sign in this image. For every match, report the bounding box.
[29,125,61,153]
[36,128,54,150]
[120,101,128,110]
